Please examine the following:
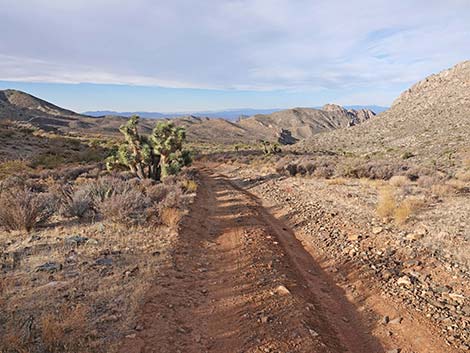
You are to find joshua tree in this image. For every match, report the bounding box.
[106,116,191,180]
[150,122,187,178]
[260,140,281,155]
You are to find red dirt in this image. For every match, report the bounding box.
[119,169,460,353]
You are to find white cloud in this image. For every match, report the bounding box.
[0,0,469,96]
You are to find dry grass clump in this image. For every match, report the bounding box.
[160,207,182,228]
[181,179,198,193]
[376,186,426,224]
[394,197,426,225]
[0,186,57,231]
[430,180,468,197]
[40,305,89,352]
[376,187,397,218]
[326,177,348,185]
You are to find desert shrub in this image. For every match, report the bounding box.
[417,175,440,188]
[285,163,298,176]
[58,185,94,219]
[60,165,96,182]
[0,187,57,231]
[0,160,33,180]
[313,163,335,178]
[162,187,183,209]
[97,188,150,225]
[146,183,169,203]
[162,175,178,186]
[347,160,408,180]
[304,162,315,175]
[30,153,66,169]
[431,183,457,197]
[85,176,129,203]
[376,187,397,219]
[274,157,290,175]
[389,175,409,187]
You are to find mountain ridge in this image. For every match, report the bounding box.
[0,89,379,144]
[82,105,388,121]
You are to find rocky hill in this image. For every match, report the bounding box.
[238,105,376,141]
[0,89,100,132]
[298,60,470,170]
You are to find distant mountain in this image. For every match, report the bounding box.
[82,108,283,121]
[83,106,387,121]
[344,105,388,113]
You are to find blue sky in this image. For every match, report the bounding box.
[0,0,469,112]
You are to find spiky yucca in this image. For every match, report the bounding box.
[106,116,191,180]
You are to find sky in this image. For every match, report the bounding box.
[0,0,469,113]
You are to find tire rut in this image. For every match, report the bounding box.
[119,170,385,353]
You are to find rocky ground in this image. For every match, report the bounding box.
[0,177,196,353]
[217,163,470,352]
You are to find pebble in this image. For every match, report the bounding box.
[35,262,61,273]
[397,276,412,287]
[274,285,291,295]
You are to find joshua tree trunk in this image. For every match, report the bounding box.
[160,154,169,179]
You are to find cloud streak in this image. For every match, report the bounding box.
[0,0,469,96]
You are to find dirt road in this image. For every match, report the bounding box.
[119,170,457,353]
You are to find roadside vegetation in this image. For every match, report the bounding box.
[0,117,196,352]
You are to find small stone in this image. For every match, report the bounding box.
[406,233,423,241]
[389,317,402,325]
[372,227,383,234]
[29,234,41,242]
[86,238,99,245]
[381,316,390,324]
[177,327,189,334]
[275,285,291,295]
[35,262,62,273]
[397,276,412,287]
[309,329,319,337]
[95,258,113,266]
[65,235,89,246]
[347,234,361,241]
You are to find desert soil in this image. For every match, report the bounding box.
[119,167,462,353]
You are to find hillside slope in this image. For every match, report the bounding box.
[298,60,470,170]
